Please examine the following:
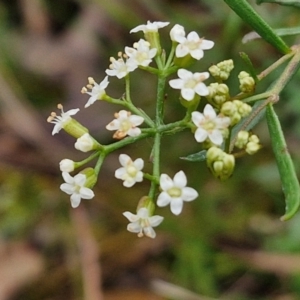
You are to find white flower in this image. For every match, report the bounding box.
[60,172,94,208]
[123,207,164,238]
[157,171,198,215]
[175,31,214,60]
[74,133,94,152]
[105,55,137,79]
[115,154,144,187]
[169,69,209,101]
[125,39,157,67]
[192,104,231,146]
[106,110,144,139]
[81,76,109,108]
[130,21,169,33]
[170,24,186,43]
[47,104,79,135]
[59,159,75,172]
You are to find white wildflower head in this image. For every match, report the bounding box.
[60,172,95,208]
[81,76,109,108]
[192,104,230,146]
[59,159,75,173]
[47,104,80,135]
[123,207,164,238]
[106,52,137,79]
[169,69,210,101]
[106,110,144,139]
[175,31,214,60]
[125,39,157,67]
[115,154,144,187]
[157,170,198,215]
[170,24,186,43]
[130,21,169,34]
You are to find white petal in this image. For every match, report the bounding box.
[191,111,204,125]
[123,211,139,222]
[149,215,164,227]
[67,108,80,116]
[201,40,214,49]
[181,187,198,201]
[70,193,81,208]
[127,127,141,137]
[204,104,217,118]
[194,128,208,143]
[157,192,171,207]
[190,49,204,60]
[134,171,144,182]
[176,44,189,57]
[74,174,86,186]
[106,120,120,131]
[133,158,144,171]
[160,174,174,191]
[173,171,187,188]
[209,130,223,145]
[129,115,144,126]
[79,187,94,199]
[127,222,141,233]
[62,172,74,184]
[115,167,126,179]
[195,83,209,96]
[187,31,200,41]
[119,154,130,166]
[181,88,195,101]
[178,68,191,79]
[137,207,149,218]
[144,226,156,238]
[169,79,184,89]
[170,198,183,215]
[60,183,74,195]
[123,178,136,188]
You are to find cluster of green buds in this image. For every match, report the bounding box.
[47,20,262,238]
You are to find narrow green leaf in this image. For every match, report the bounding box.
[239,52,259,83]
[266,104,300,221]
[223,0,291,54]
[257,0,300,8]
[180,150,207,162]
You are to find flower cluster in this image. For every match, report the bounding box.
[47,21,260,238]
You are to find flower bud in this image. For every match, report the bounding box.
[209,59,234,81]
[235,131,249,149]
[206,146,235,180]
[75,133,102,152]
[238,71,255,93]
[79,167,97,189]
[206,83,229,108]
[59,159,75,172]
[170,24,185,43]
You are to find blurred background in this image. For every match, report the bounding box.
[1,0,300,299]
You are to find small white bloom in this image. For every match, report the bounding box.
[169,69,209,101]
[123,207,164,238]
[115,154,144,187]
[75,133,94,152]
[157,171,198,215]
[47,104,79,135]
[106,110,144,139]
[60,172,94,208]
[59,159,75,172]
[170,24,186,43]
[125,39,157,67]
[130,21,169,33]
[106,54,137,79]
[176,31,214,60]
[81,76,109,108]
[192,104,230,146]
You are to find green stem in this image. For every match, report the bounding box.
[156,76,167,125]
[76,151,101,168]
[94,152,106,176]
[148,132,161,200]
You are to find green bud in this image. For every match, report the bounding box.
[235,131,249,149]
[79,167,97,189]
[209,59,234,81]
[238,71,255,93]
